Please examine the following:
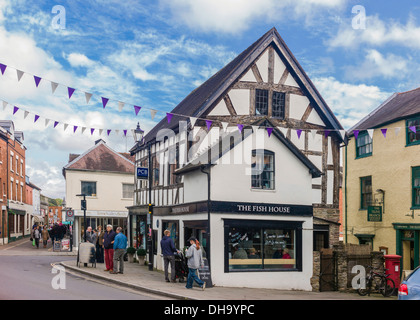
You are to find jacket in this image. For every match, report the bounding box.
[103,230,116,249]
[160,236,177,256]
[113,233,127,250]
[185,244,204,269]
[96,231,104,246]
[42,229,49,241]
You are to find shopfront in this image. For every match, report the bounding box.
[127,206,147,249]
[394,223,420,271]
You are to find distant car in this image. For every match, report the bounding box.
[398,266,420,300]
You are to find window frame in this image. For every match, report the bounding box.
[251,150,275,190]
[122,183,134,199]
[255,89,269,116]
[224,219,303,273]
[272,91,286,119]
[81,181,97,197]
[355,130,373,159]
[406,116,420,147]
[360,176,372,210]
[412,167,420,209]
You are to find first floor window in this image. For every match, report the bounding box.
[225,220,301,272]
[272,91,285,119]
[356,131,372,158]
[251,150,274,190]
[407,117,420,146]
[122,183,134,199]
[360,176,372,210]
[81,181,97,197]
[255,89,269,116]
[413,167,420,208]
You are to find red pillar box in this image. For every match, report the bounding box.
[384,255,402,289]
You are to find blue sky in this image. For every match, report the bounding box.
[0,0,419,198]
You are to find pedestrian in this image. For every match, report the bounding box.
[160,229,179,283]
[103,225,116,272]
[185,236,206,290]
[95,226,105,263]
[110,227,127,274]
[34,226,41,249]
[85,226,95,243]
[42,226,49,248]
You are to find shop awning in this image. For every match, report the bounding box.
[8,209,26,216]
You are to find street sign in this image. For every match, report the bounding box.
[66,209,75,222]
[368,206,382,222]
[137,167,149,180]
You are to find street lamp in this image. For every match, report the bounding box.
[134,122,145,145]
[76,193,87,242]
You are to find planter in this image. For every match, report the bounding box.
[127,253,134,263]
[137,255,145,265]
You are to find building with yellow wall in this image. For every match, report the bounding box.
[344,88,420,272]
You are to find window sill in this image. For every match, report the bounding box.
[355,153,372,160]
[410,207,420,210]
[250,188,276,192]
[406,141,420,147]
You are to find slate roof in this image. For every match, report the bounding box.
[349,87,420,134]
[63,141,134,177]
[131,27,343,154]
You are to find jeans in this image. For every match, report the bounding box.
[186,268,204,289]
[163,255,176,281]
[96,244,104,263]
[113,249,126,273]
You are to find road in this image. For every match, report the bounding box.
[0,238,167,300]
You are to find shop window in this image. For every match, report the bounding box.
[162,220,179,250]
[412,167,420,208]
[356,131,372,158]
[360,176,372,210]
[81,181,97,197]
[225,220,301,272]
[251,150,274,190]
[406,116,420,146]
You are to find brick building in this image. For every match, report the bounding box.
[0,120,27,244]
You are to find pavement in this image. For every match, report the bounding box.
[60,259,393,300]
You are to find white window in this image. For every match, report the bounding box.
[122,183,134,199]
[16,182,18,201]
[10,154,13,171]
[10,181,12,199]
[16,158,18,175]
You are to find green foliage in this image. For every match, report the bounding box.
[136,248,146,256]
[126,247,136,254]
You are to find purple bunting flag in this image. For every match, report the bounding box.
[206,120,212,131]
[297,129,303,139]
[123,130,127,137]
[267,127,273,137]
[68,87,75,99]
[102,97,109,109]
[134,106,141,116]
[167,113,173,124]
[13,106,19,115]
[0,63,7,75]
[34,76,42,88]
[381,129,387,138]
[324,130,330,138]
[34,115,40,123]
[73,126,78,133]
[237,124,244,132]
[107,129,111,136]
[353,130,359,139]
[409,126,417,134]
[54,121,59,128]
[91,128,95,135]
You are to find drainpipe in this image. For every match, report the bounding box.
[200,164,211,273]
[345,144,348,244]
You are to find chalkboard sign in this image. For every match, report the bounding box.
[53,240,61,252]
[198,258,213,288]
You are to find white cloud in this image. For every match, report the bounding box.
[66,53,95,68]
[328,14,420,49]
[160,0,347,34]
[313,76,391,129]
[344,49,410,80]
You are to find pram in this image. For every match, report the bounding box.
[174,251,188,283]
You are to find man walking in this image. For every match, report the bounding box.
[110,227,127,274]
[103,225,116,272]
[160,229,179,283]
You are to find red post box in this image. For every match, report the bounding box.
[384,255,402,289]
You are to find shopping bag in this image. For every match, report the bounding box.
[32,239,35,246]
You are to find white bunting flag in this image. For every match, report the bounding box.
[252,125,259,133]
[81,127,86,134]
[115,129,120,136]
[367,129,374,140]
[189,117,197,128]
[24,111,29,119]
[150,109,157,120]
[311,129,317,140]
[51,82,59,94]
[98,129,103,136]
[221,122,229,132]
[2,101,7,110]
[45,119,50,127]
[16,70,24,82]
[118,102,125,112]
[339,130,347,140]
[278,126,288,137]
[85,92,93,104]
[395,127,401,137]
[63,124,69,131]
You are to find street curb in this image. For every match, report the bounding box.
[59,261,196,300]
